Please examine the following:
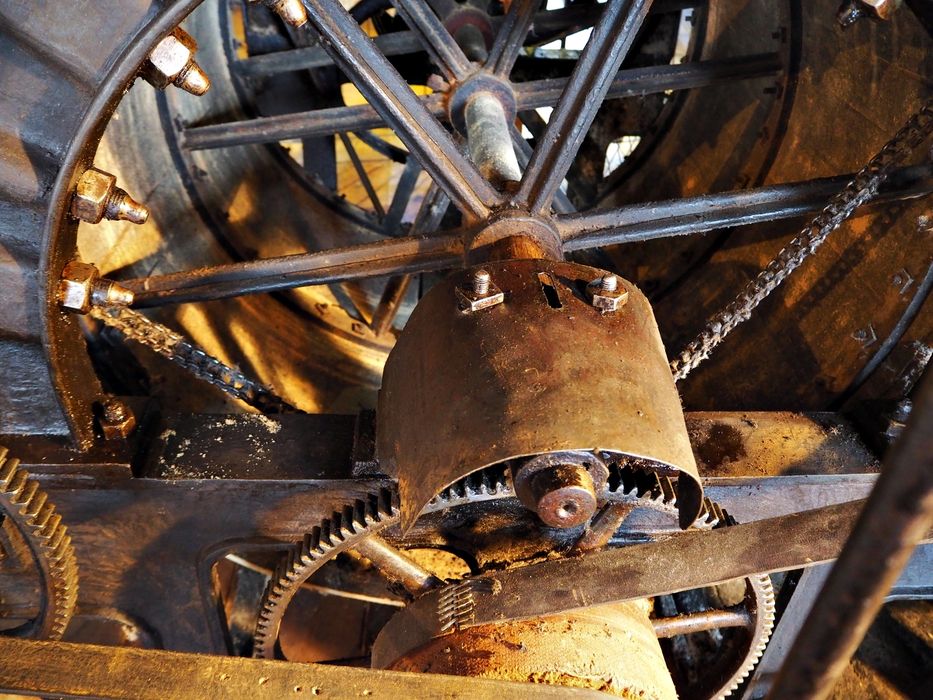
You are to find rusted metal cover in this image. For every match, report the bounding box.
[377,259,702,531]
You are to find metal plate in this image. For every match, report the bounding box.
[377,259,702,530]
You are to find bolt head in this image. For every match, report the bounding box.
[71,168,116,224]
[143,29,198,89]
[586,276,629,313]
[57,261,99,313]
[456,272,504,313]
[100,399,136,440]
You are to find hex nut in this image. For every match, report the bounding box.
[100,399,136,440]
[141,28,210,95]
[456,271,504,313]
[58,261,99,314]
[71,168,149,225]
[586,276,629,313]
[71,169,117,224]
[58,260,134,314]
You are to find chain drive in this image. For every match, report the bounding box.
[90,306,298,414]
[670,98,933,381]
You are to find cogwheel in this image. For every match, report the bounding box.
[253,463,773,700]
[0,446,79,640]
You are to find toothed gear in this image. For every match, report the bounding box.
[252,465,773,700]
[0,446,79,640]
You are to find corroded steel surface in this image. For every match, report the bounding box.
[377,259,702,531]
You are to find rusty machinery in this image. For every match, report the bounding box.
[0,0,931,698]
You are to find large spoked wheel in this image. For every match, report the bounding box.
[54,0,929,439]
[77,0,802,418]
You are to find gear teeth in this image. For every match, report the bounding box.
[718,573,776,699]
[0,446,79,641]
[430,466,514,507]
[252,485,408,660]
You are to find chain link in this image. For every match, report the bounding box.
[90,306,299,414]
[670,98,933,382]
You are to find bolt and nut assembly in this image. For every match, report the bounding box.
[71,168,149,225]
[456,269,505,313]
[99,398,136,440]
[141,28,211,96]
[58,261,134,314]
[586,274,629,313]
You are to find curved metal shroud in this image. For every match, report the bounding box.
[377,259,702,531]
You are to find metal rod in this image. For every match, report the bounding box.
[575,502,635,552]
[652,608,752,638]
[559,164,933,249]
[300,0,502,221]
[236,30,422,76]
[389,0,472,81]
[382,158,422,234]
[236,3,699,77]
[767,376,933,700]
[125,166,930,308]
[225,554,405,607]
[352,534,442,596]
[125,233,465,307]
[371,274,413,335]
[512,0,656,215]
[338,133,386,218]
[486,0,538,78]
[520,53,781,110]
[182,54,781,150]
[465,92,523,187]
[371,182,449,334]
[511,125,576,215]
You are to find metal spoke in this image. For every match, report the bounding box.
[184,54,780,150]
[511,125,575,214]
[338,132,386,218]
[389,0,472,82]
[236,1,699,77]
[352,535,442,596]
[125,233,465,308]
[519,53,781,111]
[371,274,413,336]
[652,608,752,638]
[235,30,421,77]
[382,158,423,235]
[300,0,502,221]
[557,164,933,251]
[371,182,450,334]
[512,0,655,215]
[486,0,539,78]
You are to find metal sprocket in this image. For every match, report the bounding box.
[252,465,774,700]
[0,446,79,640]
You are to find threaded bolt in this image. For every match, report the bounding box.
[600,274,618,293]
[90,279,135,308]
[105,189,150,225]
[472,269,491,296]
[174,60,211,96]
